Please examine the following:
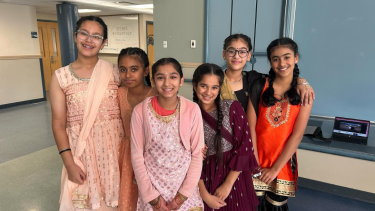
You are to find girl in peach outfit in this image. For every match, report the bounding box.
[117,47,158,211]
[50,16,123,210]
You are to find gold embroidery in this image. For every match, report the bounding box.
[187,207,203,211]
[256,191,265,196]
[148,98,180,124]
[266,97,291,128]
[265,194,288,206]
[253,178,295,197]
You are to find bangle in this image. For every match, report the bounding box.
[59,148,71,154]
[149,195,160,206]
[297,82,309,85]
[178,193,188,202]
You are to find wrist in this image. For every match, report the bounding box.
[149,195,160,206]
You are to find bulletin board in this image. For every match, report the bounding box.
[100,15,139,54]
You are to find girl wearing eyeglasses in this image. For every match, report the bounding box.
[220,34,315,112]
[50,16,123,211]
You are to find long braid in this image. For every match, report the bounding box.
[261,68,279,106]
[286,64,301,105]
[214,91,224,163]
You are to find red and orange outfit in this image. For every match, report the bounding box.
[252,79,300,201]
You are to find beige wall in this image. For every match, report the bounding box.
[0,3,43,105]
[0,59,44,104]
[0,3,40,56]
[298,149,375,194]
[36,13,58,21]
[153,0,205,62]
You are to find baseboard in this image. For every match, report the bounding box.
[0,98,46,109]
[298,177,375,204]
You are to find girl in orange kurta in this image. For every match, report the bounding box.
[117,48,158,211]
[248,38,313,211]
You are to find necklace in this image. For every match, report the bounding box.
[229,76,243,84]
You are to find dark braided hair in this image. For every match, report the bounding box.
[75,16,108,40]
[118,47,151,86]
[192,63,225,163]
[262,37,301,107]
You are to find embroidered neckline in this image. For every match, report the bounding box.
[148,97,180,124]
[69,63,91,81]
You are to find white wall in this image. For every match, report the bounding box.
[298,149,375,194]
[99,13,153,65]
[36,13,58,21]
[0,3,44,105]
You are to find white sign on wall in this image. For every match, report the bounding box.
[100,15,139,54]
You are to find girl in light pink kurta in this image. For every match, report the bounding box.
[131,58,204,211]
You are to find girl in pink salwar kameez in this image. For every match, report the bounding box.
[130,58,204,211]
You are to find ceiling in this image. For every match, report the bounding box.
[0,0,153,16]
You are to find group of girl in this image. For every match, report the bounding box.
[51,16,314,211]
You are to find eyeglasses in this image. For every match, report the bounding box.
[76,30,104,44]
[225,49,249,58]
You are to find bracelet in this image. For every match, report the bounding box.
[59,148,71,154]
[297,82,309,85]
[149,195,160,206]
[178,193,188,202]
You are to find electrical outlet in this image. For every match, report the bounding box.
[191,40,196,48]
[163,41,167,48]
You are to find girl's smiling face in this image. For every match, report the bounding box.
[153,64,184,99]
[119,55,149,88]
[269,45,299,78]
[194,74,220,107]
[223,38,252,71]
[74,20,107,58]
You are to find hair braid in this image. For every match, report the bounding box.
[214,91,224,163]
[287,64,301,105]
[262,68,279,106]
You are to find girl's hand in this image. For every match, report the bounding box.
[151,196,169,211]
[296,79,315,106]
[259,167,279,184]
[202,144,208,159]
[66,163,86,185]
[204,194,226,209]
[166,192,186,210]
[214,182,232,200]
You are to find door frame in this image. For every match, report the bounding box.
[37,19,59,96]
[145,21,153,54]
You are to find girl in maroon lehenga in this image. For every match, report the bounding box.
[193,63,259,211]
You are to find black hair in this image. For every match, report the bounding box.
[223,33,253,51]
[117,47,149,68]
[262,37,301,107]
[152,58,183,79]
[118,47,151,86]
[192,63,225,163]
[75,16,108,40]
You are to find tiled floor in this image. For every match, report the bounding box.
[0,88,374,210]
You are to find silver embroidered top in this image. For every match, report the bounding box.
[204,100,235,157]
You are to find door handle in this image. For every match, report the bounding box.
[51,56,55,63]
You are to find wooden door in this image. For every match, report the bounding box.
[37,21,62,91]
[146,22,154,82]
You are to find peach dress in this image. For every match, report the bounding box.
[55,60,124,210]
[118,86,158,211]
